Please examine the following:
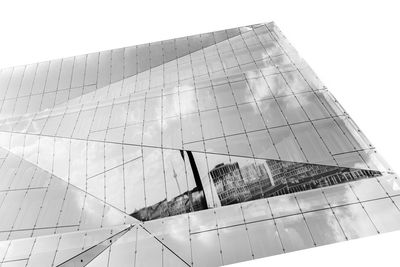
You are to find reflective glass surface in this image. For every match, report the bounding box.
[0,21,396,267]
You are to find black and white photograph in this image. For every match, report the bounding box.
[0,1,399,266]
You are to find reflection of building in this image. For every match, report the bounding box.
[210,159,382,207]
[131,150,208,221]
[264,159,382,196]
[210,163,252,205]
[131,188,206,221]
[210,162,272,206]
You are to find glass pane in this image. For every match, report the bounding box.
[238,103,265,132]
[258,99,286,128]
[189,209,217,233]
[304,209,346,246]
[282,70,311,93]
[143,148,166,209]
[363,198,400,233]
[12,188,46,230]
[84,53,99,85]
[334,117,370,150]
[276,95,308,124]
[135,227,162,267]
[226,134,252,157]
[241,199,273,222]
[219,225,253,265]
[126,99,145,124]
[35,179,67,228]
[246,220,283,258]
[314,118,355,155]
[219,106,244,135]
[296,92,330,120]
[377,174,400,196]
[58,57,74,90]
[57,112,80,137]
[295,189,329,212]
[163,93,180,118]
[4,238,35,261]
[275,214,314,252]
[191,230,222,267]
[142,120,161,147]
[333,203,378,239]
[264,74,290,97]
[162,117,182,148]
[71,55,86,88]
[27,235,59,267]
[323,183,358,207]
[247,130,279,159]
[108,102,128,128]
[0,190,26,231]
[72,109,95,139]
[215,204,244,228]
[181,113,203,144]
[268,194,300,217]
[179,90,197,115]
[247,77,272,100]
[58,187,85,226]
[196,87,217,111]
[291,122,331,163]
[269,126,306,162]
[350,178,387,201]
[108,228,136,267]
[45,59,62,92]
[214,83,235,107]
[231,80,254,104]
[200,110,223,139]
[53,232,85,265]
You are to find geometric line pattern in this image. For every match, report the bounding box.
[0,21,398,267]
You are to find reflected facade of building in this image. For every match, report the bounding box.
[210,159,382,206]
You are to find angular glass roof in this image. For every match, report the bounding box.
[0,21,398,267]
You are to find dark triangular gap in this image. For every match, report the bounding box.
[211,157,382,207]
[129,149,382,221]
[0,131,384,222]
[56,224,134,266]
[0,127,388,181]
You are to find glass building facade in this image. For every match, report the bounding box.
[0,21,398,266]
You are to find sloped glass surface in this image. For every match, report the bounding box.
[0,21,397,267]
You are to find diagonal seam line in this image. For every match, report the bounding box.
[0,130,387,176]
[0,145,138,221]
[138,224,191,267]
[56,224,134,267]
[87,155,142,180]
[53,26,257,107]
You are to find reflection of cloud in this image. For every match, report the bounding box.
[248,77,269,100]
[179,87,196,115]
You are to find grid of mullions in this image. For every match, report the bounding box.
[0,148,134,242]
[0,224,133,266]
[0,24,259,120]
[141,174,400,267]
[2,173,400,267]
[0,22,393,220]
[0,21,398,267]
[55,23,319,109]
[0,22,389,176]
